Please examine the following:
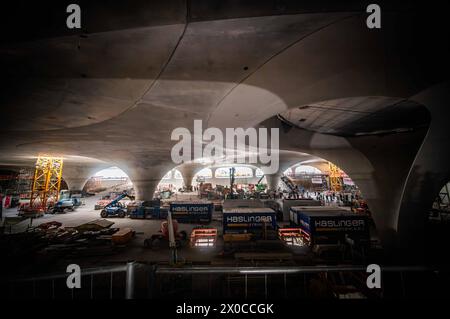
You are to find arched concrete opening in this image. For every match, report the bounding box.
[156,164,267,195]
[82,166,133,194]
[257,155,368,214]
[431,182,450,214]
[193,167,213,183]
[192,165,266,188]
[281,161,360,198]
[425,180,450,264]
[156,169,184,194]
[61,158,111,193]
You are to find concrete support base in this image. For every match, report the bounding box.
[265,173,282,191]
[65,177,89,192]
[133,179,159,201]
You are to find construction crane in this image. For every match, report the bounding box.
[280,175,299,198]
[228,167,237,199]
[328,162,343,192]
[26,155,63,216]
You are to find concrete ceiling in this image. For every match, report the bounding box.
[0,1,448,187]
[278,96,430,137]
[0,12,355,168]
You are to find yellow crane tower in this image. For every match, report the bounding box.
[328,162,343,192]
[28,155,64,214]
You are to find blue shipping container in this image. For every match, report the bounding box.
[290,206,369,243]
[129,206,169,219]
[170,201,213,223]
[223,208,277,234]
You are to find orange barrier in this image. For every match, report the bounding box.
[278,228,308,246]
[190,228,217,247]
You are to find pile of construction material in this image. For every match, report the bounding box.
[0,219,135,259]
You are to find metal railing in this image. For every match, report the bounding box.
[6,263,135,299]
[4,263,448,299]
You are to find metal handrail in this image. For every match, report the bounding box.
[8,264,441,282]
[154,265,436,275]
[4,263,447,299]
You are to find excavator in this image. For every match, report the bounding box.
[255,174,266,192]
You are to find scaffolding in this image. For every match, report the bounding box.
[328,162,343,192]
[16,168,34,198]
[29,156,64,211]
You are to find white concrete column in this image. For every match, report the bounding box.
[65,177,90,192]
[177,163,204,191]
[182,172,194,189]
[265,173,283,191]
[133,179,159,201]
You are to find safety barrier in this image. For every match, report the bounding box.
[3,264,449,299]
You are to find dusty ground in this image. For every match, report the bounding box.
[2,192,307,269]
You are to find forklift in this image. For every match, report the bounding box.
[99,191,132,218]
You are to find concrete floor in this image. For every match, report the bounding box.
[2,192,307,268]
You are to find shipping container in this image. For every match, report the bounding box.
[277,199,322,220]
[170,201,213,223]
[290,206,369,245]
[223,207,277,234]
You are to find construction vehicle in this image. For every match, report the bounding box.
[51,191,83,213]
[52,197,82,214]
[99,192,131,218]
[198,182,213,199]
[247,175,267,199]
[280,175,299,198]
[351,199,371,216]
[144,211,188,264]
[255,174,266,192]
[227,167,237,199]
[157,189,172,199]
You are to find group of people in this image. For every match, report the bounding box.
[265,187,362,205]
